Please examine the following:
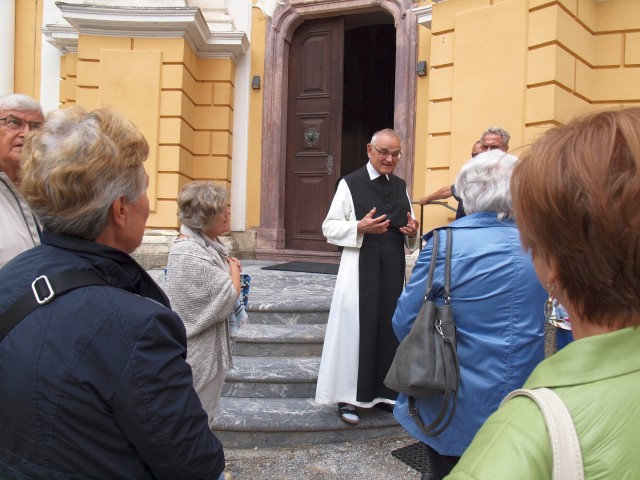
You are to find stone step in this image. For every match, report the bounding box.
[242,260,334,326]
[223,356,319,398]
[233,324,326,356]
[211,397,403,448]
[246,305,329,325]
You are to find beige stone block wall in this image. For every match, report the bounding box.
[527,0,640,132]
[59,55,78,106]
[14,1,42,98]
[625,32,640,66]
[421,0,527,232]
[419,0,640,233]
[100,49,162,210]
[595,0,640,31]
[65,35,235,231]
[412,22,431,214]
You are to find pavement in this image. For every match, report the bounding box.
[223,433,423,480]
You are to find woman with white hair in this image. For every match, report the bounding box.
[392,149,546,479]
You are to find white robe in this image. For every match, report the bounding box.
[315,174,416,408]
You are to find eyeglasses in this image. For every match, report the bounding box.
[371,144,402,160]
[480,144,504,152]
[0,114,42,131]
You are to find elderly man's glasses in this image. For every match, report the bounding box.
[0,114,42,131]
[481,144,504,152]
[371,144,402,160]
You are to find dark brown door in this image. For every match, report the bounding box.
[284,17,344,251]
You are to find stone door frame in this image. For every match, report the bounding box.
[257,0,417,253]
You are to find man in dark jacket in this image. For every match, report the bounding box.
[0,106,224,479]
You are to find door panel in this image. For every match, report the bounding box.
[285,17,344,251]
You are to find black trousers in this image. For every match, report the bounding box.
[355,239,404,403]
[424,444,459,480]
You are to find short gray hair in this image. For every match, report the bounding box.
[0,94,43,116]
[178,182,228,231]
[370,128,401,145]
[454,150,518,220]
[21,107,148,239]
[481,126,510,146]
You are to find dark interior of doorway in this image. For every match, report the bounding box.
[340,15,396,180]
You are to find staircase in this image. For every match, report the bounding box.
[210,260,403,449]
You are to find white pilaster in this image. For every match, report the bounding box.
[0,0,15,95]
[225,0,252,231]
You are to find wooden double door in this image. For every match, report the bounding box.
[284,17,344,252]
[283,14,397,252]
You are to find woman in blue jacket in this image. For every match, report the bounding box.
[392,149,546,479]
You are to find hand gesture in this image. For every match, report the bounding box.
[226,256,242,273]
[399,212,419,238]
[227,256,242,295]
[357,207,390,234]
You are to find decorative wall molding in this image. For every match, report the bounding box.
[43,1,248,60]
[413,4,432,29]
[42,23,78,54]
[253,0,286,19]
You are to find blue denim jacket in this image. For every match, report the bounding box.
[392,213,546,456]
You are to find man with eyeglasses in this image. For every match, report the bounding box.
[0,94,44,268]
[420,127,510,219]
[316,128,419,426]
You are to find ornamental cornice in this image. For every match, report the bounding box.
[412,4,432,29]
[42,23,79,54]
[43,2,248,61]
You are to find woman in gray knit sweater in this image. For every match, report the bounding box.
[164,182,244,425]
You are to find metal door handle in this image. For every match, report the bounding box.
[327,155,334,175]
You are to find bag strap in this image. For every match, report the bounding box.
[408,338,459,436]
[502,388,584,480]
[423,229,439,300]
[443,228,452,304]
[0,270,110,343]
[410,228,458,437]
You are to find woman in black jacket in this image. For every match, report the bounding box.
[0,107,225,479]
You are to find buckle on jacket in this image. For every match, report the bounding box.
[32,275,55,304]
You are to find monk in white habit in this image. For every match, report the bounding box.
[315,128,419,425]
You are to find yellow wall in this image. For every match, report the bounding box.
[420,0,640,231]
[63,35,235,229]
[15,0,640,246]
[246,5,267,229]
[413,19,432,228]
[14,0,43,98]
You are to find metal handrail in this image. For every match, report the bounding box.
[411,200,457,249]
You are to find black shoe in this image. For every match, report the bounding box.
[338,403,360,425]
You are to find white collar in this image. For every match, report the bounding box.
[366,161,388,181]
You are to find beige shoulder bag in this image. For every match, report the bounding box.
[501,388,584,480]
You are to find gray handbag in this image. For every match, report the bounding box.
[384,228,460,436]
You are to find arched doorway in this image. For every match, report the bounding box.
[256,0,417,260]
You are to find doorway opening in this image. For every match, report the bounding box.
[256,0,417,260]
[341,13,396,178]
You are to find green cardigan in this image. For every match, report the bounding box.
[447,326,640,479]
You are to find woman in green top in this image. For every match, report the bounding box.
[446,107,640,479]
